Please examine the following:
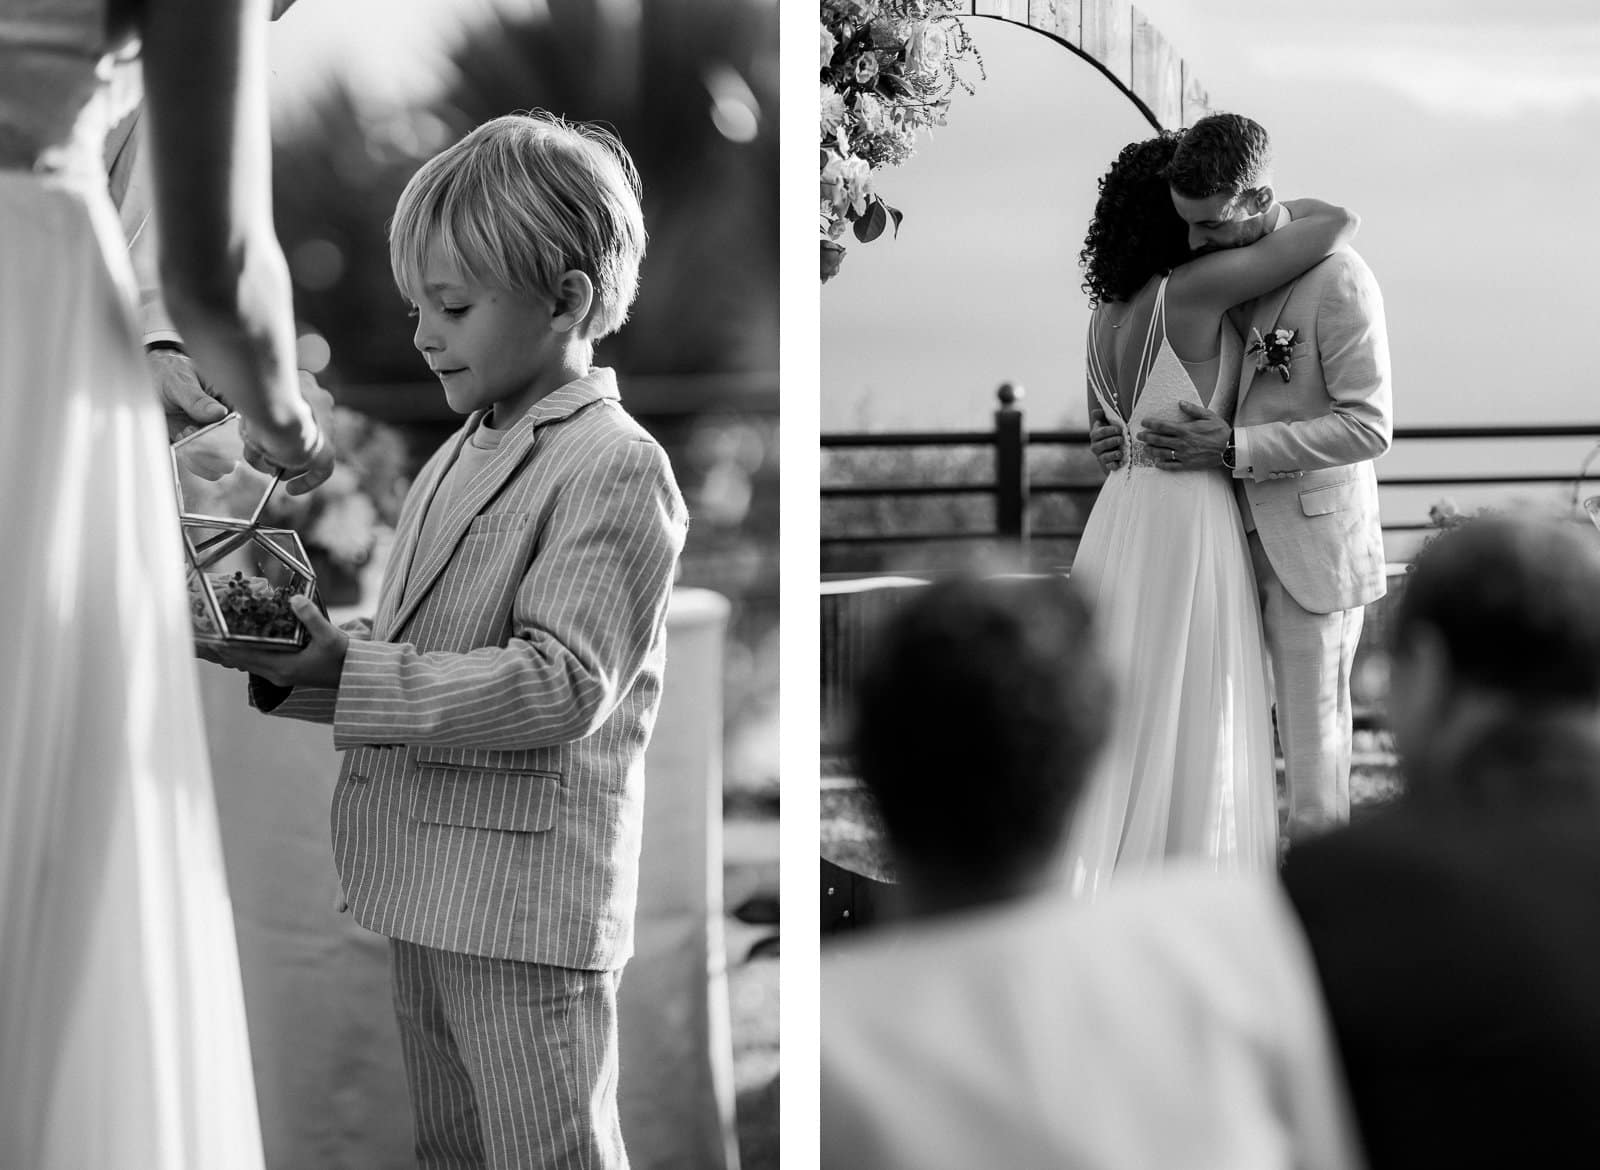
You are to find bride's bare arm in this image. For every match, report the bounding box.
[138,0,330,489]
[1084,314,1125,474]
[1168,199,1359,312]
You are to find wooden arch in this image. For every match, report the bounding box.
[965,1,1210,130]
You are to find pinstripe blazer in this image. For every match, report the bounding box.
[253,368,687,970]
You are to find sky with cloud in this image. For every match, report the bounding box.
[822,0,1600,471]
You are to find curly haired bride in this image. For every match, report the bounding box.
[1063,130,1358,895]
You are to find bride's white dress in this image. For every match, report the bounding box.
[0,2,264,1166]
[1064,275,1277,898]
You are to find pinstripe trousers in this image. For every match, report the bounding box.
[391,939,628,1170]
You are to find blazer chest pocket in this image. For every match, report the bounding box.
[466,511,532,537]
[410,748,563,832]
[1299,479,1355,517]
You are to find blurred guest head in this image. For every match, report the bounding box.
[1390,514,1600,797]
[851,574,1111,918]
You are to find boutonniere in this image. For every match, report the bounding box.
[1247,327,1299,382]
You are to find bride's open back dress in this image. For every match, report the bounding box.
[1065,274,1278,898]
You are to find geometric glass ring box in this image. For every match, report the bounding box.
[171,412,322,651]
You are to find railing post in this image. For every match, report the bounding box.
[995,382,1028,544]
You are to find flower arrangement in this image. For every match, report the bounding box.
[1410,494,1600,572]
[192,570,302,641]
[1247,326,1300,382]
[820,0,983,281]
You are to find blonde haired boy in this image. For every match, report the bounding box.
[205,112,687,1169]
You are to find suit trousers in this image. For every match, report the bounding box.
[1248,531,1363,837]
[390,939,628,1170]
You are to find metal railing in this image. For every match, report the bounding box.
[822,384,1600,555]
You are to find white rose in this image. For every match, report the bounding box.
[821,86,848,136]
[821,152,872,218]
[841,155,872,216]
[820,23,838,70]
[821,153,851,217]
[853,91,889,135]
[822,199,845,239]
[905,19,949,75]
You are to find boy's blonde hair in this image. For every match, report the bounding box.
[389,112,646,340]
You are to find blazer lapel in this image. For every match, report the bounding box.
[372,426,466,637]
[385,418,539,636]
[383,369,621,635]
[1236,279,1298,409]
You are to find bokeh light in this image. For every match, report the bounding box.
[290,238,346,291]
[296,331,332,374]
[705,63,759,143]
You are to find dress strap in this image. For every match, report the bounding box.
[1126,274,1170,417]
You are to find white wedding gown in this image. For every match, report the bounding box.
[0,2,264,1166]
[1064,275,1277,898]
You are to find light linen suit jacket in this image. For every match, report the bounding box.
[255,369,688,971]
[1230,248,1392,614]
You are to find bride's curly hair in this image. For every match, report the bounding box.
[1079,132,1192,309]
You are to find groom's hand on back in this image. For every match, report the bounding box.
[1089,410,1125,473]
[1140,401,1230,471]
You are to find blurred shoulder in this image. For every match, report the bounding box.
[1282,806,1410,881]
[1281,804,1501,932]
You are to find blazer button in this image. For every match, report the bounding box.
[349,772,371,784]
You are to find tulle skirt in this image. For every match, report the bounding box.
[1063,464,1277,899]
[0,169,264,1168]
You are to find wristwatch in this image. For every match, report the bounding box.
[1221,432,1238,471]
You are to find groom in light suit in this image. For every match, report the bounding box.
[1102,112,1392,840]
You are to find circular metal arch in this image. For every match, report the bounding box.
[965,1,1210,131]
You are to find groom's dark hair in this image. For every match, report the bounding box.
[1166,113,1272,199]
[1396,516,1600,706]
[851,574,1112,890]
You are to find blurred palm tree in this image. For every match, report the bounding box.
[272,0,778,410]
